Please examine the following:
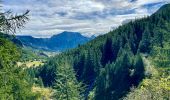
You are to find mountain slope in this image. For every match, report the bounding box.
[0,36,40,99]
[0,32,23,46]
[124,53,170,100]
[17,31,94,51]
[37,4,170,100]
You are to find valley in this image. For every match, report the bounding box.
[0,2,170,100]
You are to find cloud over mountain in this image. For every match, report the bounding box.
[3,0,170,37]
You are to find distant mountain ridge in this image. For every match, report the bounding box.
[17,31,95,51]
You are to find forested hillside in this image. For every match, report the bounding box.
[0,37,41,99]
[1,2,170,100]
[34,4,170,100]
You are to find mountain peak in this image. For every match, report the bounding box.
[51,31,86,40]
[17,31,93,51]
[61,31,83,36]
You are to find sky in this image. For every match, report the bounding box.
[3,0,170,38]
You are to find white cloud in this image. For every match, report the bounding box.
[3,0,170,37]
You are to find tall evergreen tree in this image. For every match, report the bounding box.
[95,63,114,100]
[132,54,145,86]
[139,28,151,53]
[95,68,107,100]
[53,60,84,100]
[101,38,114,66]
[111,51,132,100]
[74,54,85,81]
[81,50,95,85]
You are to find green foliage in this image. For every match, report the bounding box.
[53,60,84,100]
[132,54,145,85]
[20,47,48,62]
[152,28,164,48]
[81,50,96,85]
[101,38,115,66]
[0,5,40,98]
[0,38,39,99]
[151,46,170,67]
[139,28,151,53]
[95,50,144,100]
[0,38,20,67]
[124,33,170,100]
[123,67,170,100]
[39,58,57,86]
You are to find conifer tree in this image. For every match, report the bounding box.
[0,3,29,34]
[101,38,114,66]
[139,28,151,53]
[95,68,107,100]
[81,50,95,85]
[132,54,145,86]
[74,54,85,81]
[111,51,132,99]
[53,60,84,100]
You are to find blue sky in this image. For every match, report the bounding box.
[3,0,170,38]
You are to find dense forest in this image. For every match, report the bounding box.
[33,4,170,100]
[0,3,170,100]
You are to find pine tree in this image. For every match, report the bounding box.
[0,6,29,34]
[95,63,114,100]
[139,28,151,53]
[132,54,145,86]
[111,51,132,100]
[81,50,95,85]
[101,38,114,66]
[53,60,84,100]
[93,49,102,76]
[74,54,85,81]
[95,68,107,100]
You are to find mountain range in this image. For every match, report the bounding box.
[17,31,95,51]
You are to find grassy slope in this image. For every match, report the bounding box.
[32,85,54,100]
[17,61,44,68]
